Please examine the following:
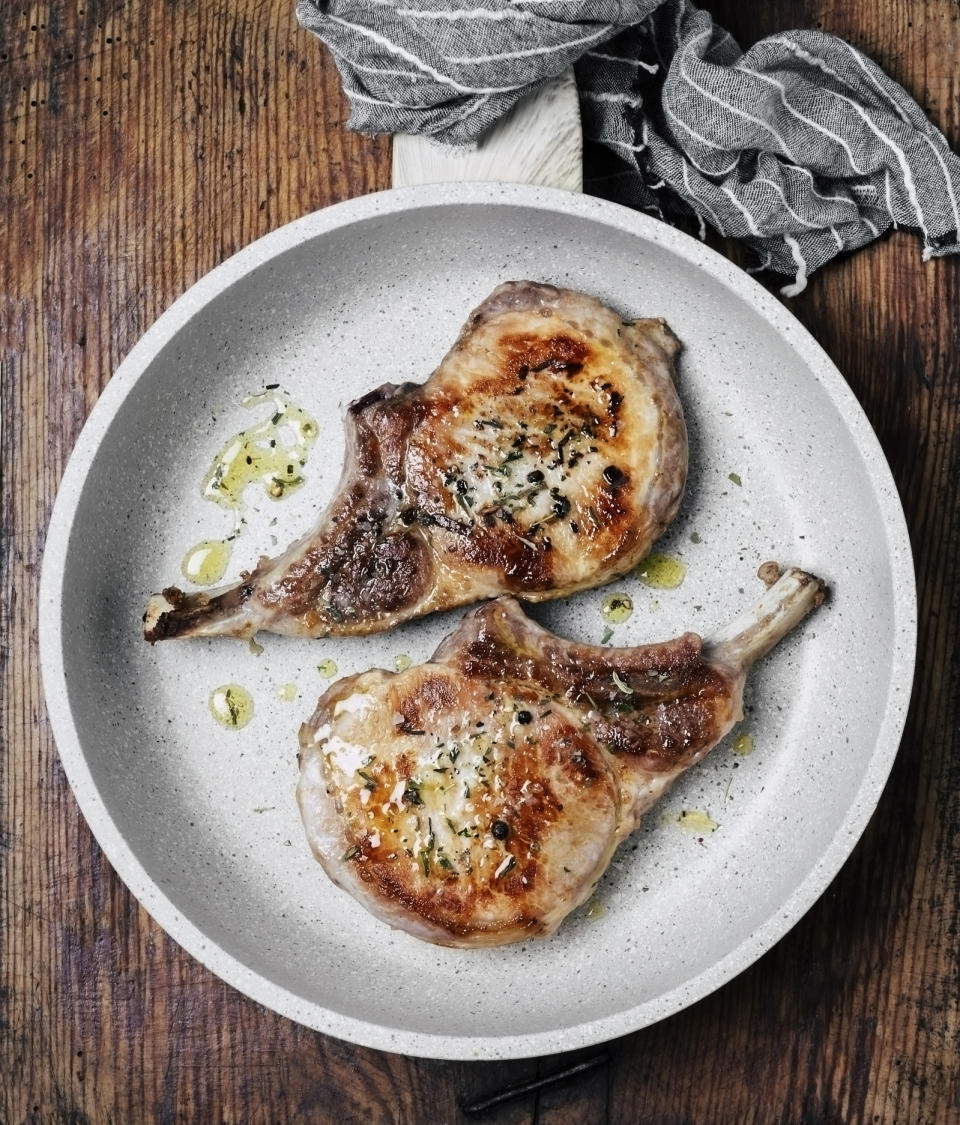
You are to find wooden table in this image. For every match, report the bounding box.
[3,2,958,1121]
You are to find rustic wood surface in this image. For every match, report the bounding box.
[2,1,958,1121]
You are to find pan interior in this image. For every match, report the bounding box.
[47,190,912,1056]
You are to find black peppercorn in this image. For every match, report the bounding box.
[515,710,532,724]
[491,819,509,840]
[602,464,626,487]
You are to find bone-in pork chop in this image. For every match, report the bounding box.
[296,566,827,947]
[144,281,686,641]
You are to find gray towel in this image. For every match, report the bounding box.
[297,0,960,293]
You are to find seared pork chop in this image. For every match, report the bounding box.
[144,281,686,641]
[297,566,827,947]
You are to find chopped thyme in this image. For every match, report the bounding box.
[225,690,241,726]
[402,780,424,806]
[612,671,634,695]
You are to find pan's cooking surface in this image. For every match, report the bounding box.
[39,183,914,1059]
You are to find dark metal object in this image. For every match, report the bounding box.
[461,1052,611,1116]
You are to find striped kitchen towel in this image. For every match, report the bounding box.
[297,0,960,294]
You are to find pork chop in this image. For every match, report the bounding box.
[296,565,827,947]
[144,281,686,641]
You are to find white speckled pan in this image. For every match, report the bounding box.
[39,183,915,1060]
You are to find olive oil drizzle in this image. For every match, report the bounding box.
[202,388,318,519]
[636,553,687,590]
[181,538,232,586]
[732,732,755,756]
[601,591,633,625]
[180,388,319,587]
[663,808,718,833]
[209,684,254,730]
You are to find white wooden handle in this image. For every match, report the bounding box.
[391,68,582,192]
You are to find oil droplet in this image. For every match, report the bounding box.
[636,553,687,590]
[181,538,232,585]
[733,732,755,756]
[317,658,338,679]
[202,388,319,529]
[584,899,607,921]
[394,653,412,672]
[276,683,298,702]
[209,684,254,730]
[663,808,718,833]
[601,591,633,624]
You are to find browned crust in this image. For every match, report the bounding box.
[439,598,735,774]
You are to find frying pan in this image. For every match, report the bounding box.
[39,78,915,1059]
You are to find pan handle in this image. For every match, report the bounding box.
[391,68,582,192]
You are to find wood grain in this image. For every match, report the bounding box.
[2,2,959,1122]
